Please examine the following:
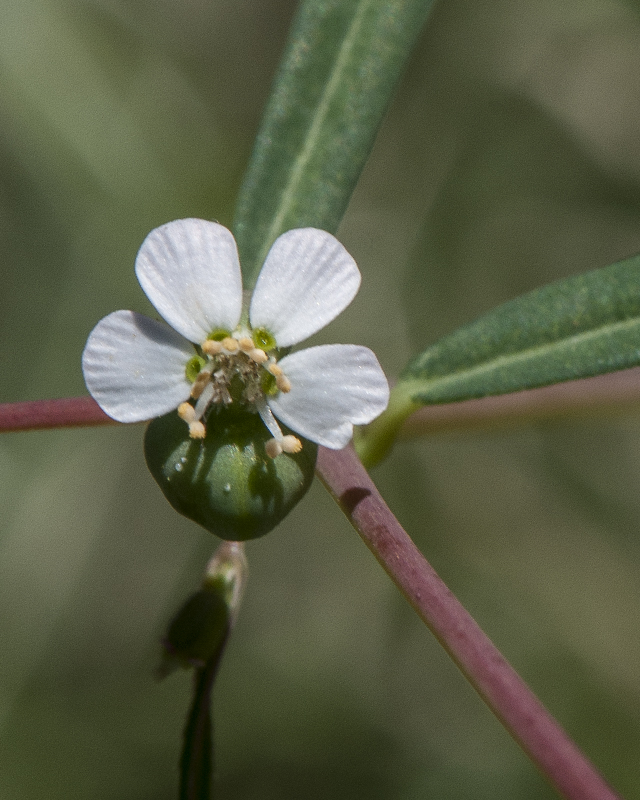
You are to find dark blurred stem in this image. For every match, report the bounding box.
[180,634,229,800]
[316,445,623,800]
[178,543,246,800]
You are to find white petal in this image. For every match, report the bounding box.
[135,219,243,343]
[267,345,389,448]
[82,310,193,422]
[249,228,360,347]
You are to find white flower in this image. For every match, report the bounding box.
[82,218,389,455]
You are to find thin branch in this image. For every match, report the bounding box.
[0,397,118,432]
[3,367,640,437]
[316,445,622,800]
[399,366,640,437]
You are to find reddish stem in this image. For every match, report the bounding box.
[0,396,117,432]
[316,445,622,800]
[400,366,640,436]
[3,368,640,436]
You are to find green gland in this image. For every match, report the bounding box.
[252,327,276,351]
[144,407,317,540]
[185,355,207,382]
[206,328,231,342]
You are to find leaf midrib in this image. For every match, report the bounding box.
[256,1,371,267]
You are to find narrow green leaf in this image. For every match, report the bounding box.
[402,252,640,404]
[233,0,435,284]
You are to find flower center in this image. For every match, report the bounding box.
[178,330,301,457]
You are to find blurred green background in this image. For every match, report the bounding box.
[2,0,640,797]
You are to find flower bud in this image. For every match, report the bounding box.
[158,586,229,676]
[158,542,247,677]
[144,406,317,540]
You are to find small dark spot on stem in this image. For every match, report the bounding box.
[339,487,370,515]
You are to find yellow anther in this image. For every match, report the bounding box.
[221,337,239,353]
[189,421,206,439]
[268,363,283,377]
[238,337,255,353]
[281,435,302,454]
[178,402,197,423]
[276,374,291,393]
[265,438,283,458]
[202,340,223,356]
[190,371,211,399]
[249,348,268,364]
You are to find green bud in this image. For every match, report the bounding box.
[159,586,230,676]
[158,542,247,678]
[144,407,317,540]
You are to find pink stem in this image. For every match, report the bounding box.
[401,366,640,436]
[2,367,640,434]
[0,396,117,432]
[316,445,623,800]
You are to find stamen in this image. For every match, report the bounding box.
[202,340,223,356]
[185,327,295,444]
[194,381,215,419]
[265,438,283,458]
[190,369,212,399]
[255,399,284,440]
[281,435,302,453]
[238,337,255,353]
[249,348,268,364]
[178,402,197,423]
[221,337,239,353]
[179,402,207,438]
[189,421,206,439]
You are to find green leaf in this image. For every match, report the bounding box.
[233,0,435,284]
[402,252,640,403]
[357,252,640,467]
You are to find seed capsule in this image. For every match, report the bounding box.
[144,406,318,540]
